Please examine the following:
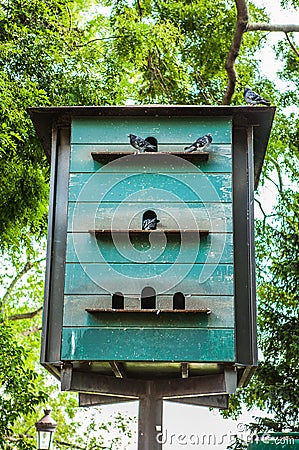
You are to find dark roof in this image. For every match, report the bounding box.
[28,105,275,188]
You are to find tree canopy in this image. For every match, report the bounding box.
[0,0,271,249]
[1,0,299,446]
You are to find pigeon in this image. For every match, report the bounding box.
[244,87,270,106]
[128,134,157,152]
[142,218,160,230]
[184,133,212,153]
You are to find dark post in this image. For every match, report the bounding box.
[138,382,163,450]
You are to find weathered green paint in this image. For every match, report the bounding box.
[71,117,232,144]
[66,232,233,264]
[64,114,234,366]
[61,327,235,361]
[67,202,233,233]
[68,172,232,203]
[70,144,232,173]
[64,263,234,295]
[63,295,234,327]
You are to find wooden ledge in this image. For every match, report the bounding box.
[90,229,209,236]
[86,308,211,314]
[91,151,209,163]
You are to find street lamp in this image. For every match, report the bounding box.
[35,409,57,450]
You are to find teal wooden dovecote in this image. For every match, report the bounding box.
[29,105,275,409]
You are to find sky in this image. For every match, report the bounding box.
[88,400,260,449]
[252,0,299,218]
[254,1,299,86]
[66,1,299,448]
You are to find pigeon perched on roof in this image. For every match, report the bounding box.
[184,133,212,153]
[128,134,157,152]
[244,87,270,106]
[142,218,160,230]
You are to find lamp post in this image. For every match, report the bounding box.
[35,409,57,450]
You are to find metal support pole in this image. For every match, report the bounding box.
[138,382,163,450]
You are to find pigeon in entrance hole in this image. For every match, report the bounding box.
[142,218,160,230]
[244,87,270,106]
[184,133,212,153]
[128,134,157,152]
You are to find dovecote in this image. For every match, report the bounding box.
[29,105,275,408]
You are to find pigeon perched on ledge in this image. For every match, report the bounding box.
[184,133,212,153]
[142,218,160,230]
[128,134,157,152]
[244,87,270,106]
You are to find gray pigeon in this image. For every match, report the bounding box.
[184,133,212,153]
[244,87,270,106]
[128,134,157,152]
[142,218,160,230]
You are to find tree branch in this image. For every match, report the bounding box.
[1,263,33,314]
[61,33,139,50]
[247,23,299,32]
[9,307,43,321]
[223,1,299,105]
[71,35,126,48]
[5,434,34,442]
[285,32,299,59]
[21,326,42,336]
[66,4,72,35]
[147,48,169,95]
[222,0,249,105]
[136,0,143,17]
[267,156,284,198]
[255,198,268,231]
[0,257,45,314]
[193,71,216,104]
[55,440,84,449]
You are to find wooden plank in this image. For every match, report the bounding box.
[61,327,235,361]
[156,373,228,398]
[68,172,232,203]
[67,202,233,233]
[92,229,209,236]
[66,232,233,264]
[234,127,257,366]
[41,125,58,365]
[237,366,257,388]
[68,372,145,397]
[79,393,136,406]
[70,144,232,173]
[61,362,73,391]
[64,263,234,296]
[70,372,231,396]
[181,362,189,379]
[44,127,70,363]
[71,117,232,144]
[71,372,232,397]
[91,151,209,163]
[168,394,229,409]
[109,361,126,378]
[224,368,238,394]
[63,295,234,328]
[85,308,211,314]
